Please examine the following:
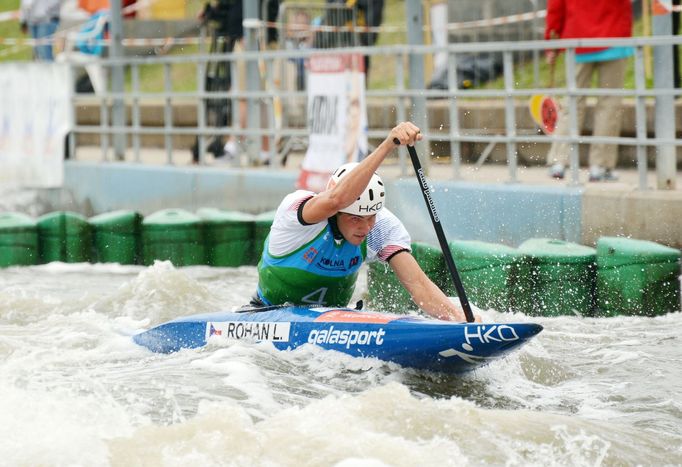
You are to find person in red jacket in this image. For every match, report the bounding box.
[544,0,633,182]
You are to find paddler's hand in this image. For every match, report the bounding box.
[545,49,558,66]
[389,121,421,147]
[455,310,482,323]
[546,30,559,66]
[429,308,477,323]
[440,303,482,323]
[461,306,483,323]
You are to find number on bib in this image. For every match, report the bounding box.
[301,287,328,305]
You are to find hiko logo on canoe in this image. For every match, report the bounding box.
[308,326,386,349]
[206,322,291,342]
[464,325,519,346]
[439,325,522,362]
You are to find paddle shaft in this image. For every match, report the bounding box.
[397,141,475,323]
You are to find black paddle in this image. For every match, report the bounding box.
[394,138,475,323]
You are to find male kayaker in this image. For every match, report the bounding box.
[252,121,478,322]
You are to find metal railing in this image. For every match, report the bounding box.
[66,34,681,190]
[439,0,547,88]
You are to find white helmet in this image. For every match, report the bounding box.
[327,162,385,216]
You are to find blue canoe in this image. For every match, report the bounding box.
[133,306,543,374]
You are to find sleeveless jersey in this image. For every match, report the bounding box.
[257,190,411,307]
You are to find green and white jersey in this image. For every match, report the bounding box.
[257,190,411,307]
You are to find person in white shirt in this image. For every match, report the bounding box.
[20,0,61,61]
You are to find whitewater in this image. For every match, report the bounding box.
[1,260,680,466]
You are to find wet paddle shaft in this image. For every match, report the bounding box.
[394,139,475,323]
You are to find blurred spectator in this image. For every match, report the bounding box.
[198,0,243,159]
[200,0,243,41]
[78,0,137,18]
[193,0,280,164]
[356,0,384,49]
[356,0,384,78]
[79,0,108,14]
[20,0,61,61]
[50,0,117,94]
[427,0,447,88]
[74,10,108,57]
[344,72,364,162]
[284,8,313,90]
[313,0,385,80]
[70,10,109,93]
[544,0,633,182]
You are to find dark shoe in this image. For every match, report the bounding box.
[589,166,619,182]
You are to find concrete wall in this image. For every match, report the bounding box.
[387,179,582,247]
[581,188,682,248]
[64,161,298,216]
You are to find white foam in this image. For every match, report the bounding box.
[1,263,681,465]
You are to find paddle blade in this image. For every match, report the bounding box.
[541,96,559,134]
[529,94,545,127]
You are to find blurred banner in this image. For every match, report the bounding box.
[0,63,72,188]
[297,53,368,193]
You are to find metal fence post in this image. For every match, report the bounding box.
[196,29,207,166]
[447,51,461,180]
[163,63,173,165]
[406,0,430,173]
[110,0,126,161]
[634,46,649,190]
[100,88,109,162]
[652,4,677,190]
[503,50,518,183]
[566,48,580,186]
[244,0,261,165]
[132,64,141,163]
[66,63,76,161]
[395,53,408,176]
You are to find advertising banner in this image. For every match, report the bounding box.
[297,53,368,192]
[0,63,72,188]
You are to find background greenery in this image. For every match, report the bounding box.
[0,0,31,61]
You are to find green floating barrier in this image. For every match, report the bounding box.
[596,237,681,316]
[447,240,519,312]
[0,212,39,267]
[142,209,205,266]
[197,208,255,267]
[252,210,277,265]
[37,211,92,263]
[512,238,596,317]
[89,210,142,265]
[368,242,445,313]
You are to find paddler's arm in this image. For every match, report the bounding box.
[301,122,422,225]
[388,251,481,322]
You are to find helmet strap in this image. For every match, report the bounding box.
[327,215,344,242]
